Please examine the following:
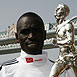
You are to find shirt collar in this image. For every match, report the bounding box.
[20,49,48,66]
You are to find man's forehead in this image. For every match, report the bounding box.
[20,24,43,30]
[21,17,29,23]
[19,17,43,27]
[17,23,43,33]
[17,16,44,32]
[21,16,37,23]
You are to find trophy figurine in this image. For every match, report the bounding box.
[49,4,77,77]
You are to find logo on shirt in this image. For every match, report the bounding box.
[26,58,33,63]
[26,58,43,63]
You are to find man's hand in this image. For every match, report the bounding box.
[51,38,57,45]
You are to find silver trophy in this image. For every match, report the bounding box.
[49,4,77,77]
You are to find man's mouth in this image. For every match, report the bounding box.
[27,42,38,48]
[28,43,36,46]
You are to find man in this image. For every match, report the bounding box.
[49,4,77,77]
[0,12,53,77]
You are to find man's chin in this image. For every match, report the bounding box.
[27,45,39,54]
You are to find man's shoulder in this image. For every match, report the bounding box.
[0,58,19,71]
[65,22,73,29]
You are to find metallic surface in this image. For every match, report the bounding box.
[49,4,77,77]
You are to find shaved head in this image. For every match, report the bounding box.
[16,12,44,32]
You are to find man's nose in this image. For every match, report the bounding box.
[28,32,33,38]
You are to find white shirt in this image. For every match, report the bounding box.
[0,50,53,77]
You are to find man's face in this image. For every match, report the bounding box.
[16,16,45,55]
[55,7,65,19]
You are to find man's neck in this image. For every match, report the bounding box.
[57,18,65,24]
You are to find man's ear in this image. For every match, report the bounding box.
[44,30,46,40]
[15,33,19,42]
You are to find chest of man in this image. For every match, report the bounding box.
[56,25,66,39]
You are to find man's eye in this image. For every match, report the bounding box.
[32,29,41,34]
[20,29,42,35]
[20,29,29,35]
